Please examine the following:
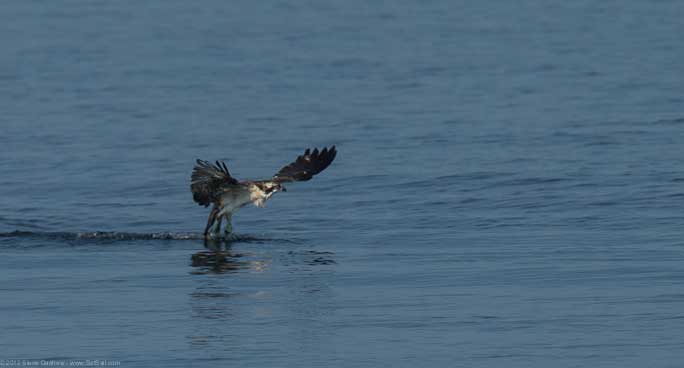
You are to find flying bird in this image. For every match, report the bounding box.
[191,146,337,239]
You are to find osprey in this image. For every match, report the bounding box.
[191,146,337,239]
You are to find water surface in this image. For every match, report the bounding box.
[1,1,684,366]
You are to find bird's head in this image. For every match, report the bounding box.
[257,181,287,196]
[268,182,287,192]
[252,181,286,207]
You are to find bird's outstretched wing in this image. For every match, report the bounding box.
[191,159,239,207]
[273,146,337,183]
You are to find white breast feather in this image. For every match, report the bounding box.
[250,185,274,208]
[219,184,275,215]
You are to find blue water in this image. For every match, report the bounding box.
[1,1,684,366]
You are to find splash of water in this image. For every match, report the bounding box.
[0,230,270,242]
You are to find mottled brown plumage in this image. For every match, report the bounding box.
[191,159,239,207]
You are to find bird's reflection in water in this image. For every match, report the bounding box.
[189,238,253,275]
[188,237,270,348]
[187,238,338,350]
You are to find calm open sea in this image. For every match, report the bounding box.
[1,1,683,366]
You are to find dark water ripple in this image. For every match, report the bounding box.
[0,230,283,241]
[0,230,203,241]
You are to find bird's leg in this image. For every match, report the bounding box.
[203,206,220,239]
[210,213,224,240]
[223,213,233,238]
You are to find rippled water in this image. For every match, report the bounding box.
[1,1,684,366]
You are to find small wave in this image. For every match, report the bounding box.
[650,117,684,126]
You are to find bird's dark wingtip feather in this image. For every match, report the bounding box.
[271,145,338,182]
